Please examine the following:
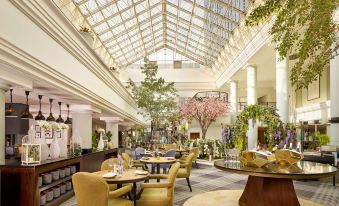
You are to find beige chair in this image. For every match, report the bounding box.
[180,147,199,168]
[72,172,133,206]
[177,152,195,192]
[101,158,128,171]
[164,144,177,151]
[122,153,145,169]
[136,162,180,206]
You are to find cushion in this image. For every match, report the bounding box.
[137,188,170,206]
[177,168,189,178]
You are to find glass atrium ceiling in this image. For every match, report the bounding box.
[55,0,250,68]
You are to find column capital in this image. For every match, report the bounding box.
[70,104,101,114]
[245,64,257,69]
[100,117,123,123]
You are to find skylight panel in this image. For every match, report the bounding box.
[191,17,204,28]
[99,31,113,41]
[112,24,125,35]
[88,12,104,25]
[181,1,193,13]
[108,15,123,27]
[167,5,177,15]
[79,0,97,15]
[151,5,161,16]
[117,0,130,10]
[135,1,147,13]
[121,8,133,19]
[102,5,118,18]
[93,22,109,34]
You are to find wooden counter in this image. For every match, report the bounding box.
[0,148,118,206]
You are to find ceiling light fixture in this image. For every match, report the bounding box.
[21,91,33,119]
[46,98,55,122]
[64,104,72,124]
[35,95,45,121]
[5,89,18,117]
[56,102,64,123]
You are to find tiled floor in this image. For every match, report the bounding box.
[61,162,339,206]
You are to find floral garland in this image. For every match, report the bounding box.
[233,104,285,151]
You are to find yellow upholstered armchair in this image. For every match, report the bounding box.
[72,172,133,206]
[136,162,180,206]
[179,147,199,168]
[177,152,195,192]
[164,144,177,151]
[122,153,145,169]
[101,158,128,171]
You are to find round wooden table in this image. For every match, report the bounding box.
[214,160,337,206]
[140,157,177,180]
[94,169,149,206]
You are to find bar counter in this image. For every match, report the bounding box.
[0,148,118,206]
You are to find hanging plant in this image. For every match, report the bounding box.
[233,104,284,151]
[245,0,339,89]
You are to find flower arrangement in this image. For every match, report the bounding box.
[60,123,69,130]
[37,121,51,129]
[51,122,62,131]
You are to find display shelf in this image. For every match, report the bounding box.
[44,190,74,206]
[39,176,72,192]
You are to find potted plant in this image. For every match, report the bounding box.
[315,131,330,146]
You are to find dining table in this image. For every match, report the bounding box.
[140,157,177,181]
[94,169,150,206]
[213,160,337,206]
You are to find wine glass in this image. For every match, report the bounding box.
[128,159,133,171]
[108,159,114,173]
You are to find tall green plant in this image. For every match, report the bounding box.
[127,58,178,129]
[315,131,330,145]
[246,0,339,89]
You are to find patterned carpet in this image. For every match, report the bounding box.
[61,161,339,206]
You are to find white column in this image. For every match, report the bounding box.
[106,122,119,148]
[247,65,258,150]
[276,51,289,123]
[0,87,6,164]
[229,80,238,123]
[330,47,339,146]
[72,111,92,149]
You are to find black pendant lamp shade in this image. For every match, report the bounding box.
[64,104,72,124]
[21,91,33,119]
[46,98,55,122]
[35,95,45,120]
[5,89,18,117]
[56,102,64,123]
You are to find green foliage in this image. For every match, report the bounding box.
[246,0,339,89]
[105,131,112,142]
[233,104,284,151]
[92,132,99,150]
[315,131,330,145]
[127,58,178,128]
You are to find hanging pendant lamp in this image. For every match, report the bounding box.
[35,95,45,120]
[21,91,33,119]
[64,104,72,124]
[46,98,55,122]
[5,89,18,117]
[56,102,64,123]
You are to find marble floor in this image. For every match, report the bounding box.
[61,161,339,206]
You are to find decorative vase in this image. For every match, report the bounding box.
[59,129,68,157]
[50,131,60,159]
[97,132,104,150]
[40,128,50,161]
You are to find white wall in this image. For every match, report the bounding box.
[188,126,222,140]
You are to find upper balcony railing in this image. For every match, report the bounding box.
[193,91,228,103]
[238,102,276,111]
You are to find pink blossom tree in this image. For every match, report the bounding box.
[179,97,229,139]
